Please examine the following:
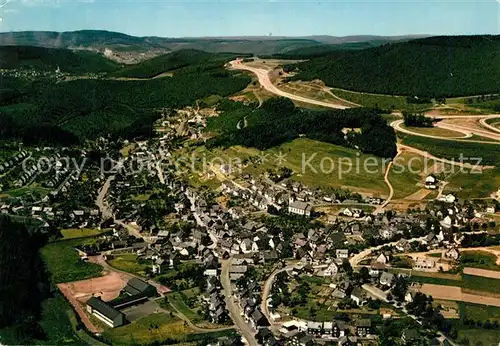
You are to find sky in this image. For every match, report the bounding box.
[1,0,499,37]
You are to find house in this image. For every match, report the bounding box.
[401,329,419,344]
[350,287,366,306]
[124,278,157,298]
[251,309,270,329]
[425,175,438,189]
[379,272,395,287]
[336,249,349,259]
[86,296,125,328]
[376,253,388,264]
[355,319,371,337]
[323,262,338,277]
[307,321,322,335]
[288,201,312,217]
[486,205,496,214]
[443,248,460,261]
[413,257,436,271]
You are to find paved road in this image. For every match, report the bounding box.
[96,175,115,219]
[229,60,349,110]
[392,120,500,145]
[221,259,258,346]
[260,264,299,332]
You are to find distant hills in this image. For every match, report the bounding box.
[288,35,500,97]
[0,45,119,73]
[0,30,426,56]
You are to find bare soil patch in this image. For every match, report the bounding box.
[463,267,500,279]
[418,284,500,307]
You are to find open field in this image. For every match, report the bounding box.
[398,132,500,166]
[417,283,500,307]
[107,253,150,277]
[388,151,437,199]
[60,228,110,240]
[102,313,189,345]
[329,87,432,111]
[464,267,500,279]
[41,239,103,284]
[443,167,500,199]
[242,138,390,197]
[402,125,466,138]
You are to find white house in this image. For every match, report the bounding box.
[288,201,312,217]
[324,262,339,277]
[376,253,388,264]
[425,175,438,189]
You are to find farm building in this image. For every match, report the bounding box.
[86,296,125,328]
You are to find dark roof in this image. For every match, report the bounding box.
[87,296,123,320]
[356,319,371,327]
[126,278,154,294]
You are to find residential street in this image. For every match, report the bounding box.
[220,259,258,346]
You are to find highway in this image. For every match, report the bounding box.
[229,60,350,110]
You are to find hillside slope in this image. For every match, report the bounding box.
[111,49,248,78]
[289,35,500,97]
[0,30,423,55]
[0,46,119,73]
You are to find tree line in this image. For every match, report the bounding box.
[287,35,500,98]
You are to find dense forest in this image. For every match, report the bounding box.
[0,55,251,145]
[0,46,120,73]
[207,98,397,158]
[0,215,50,343]
[287,35,500,97]
[110,49,250,78]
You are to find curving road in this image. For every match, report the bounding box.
[229,60,349,109]
[392,120,500,145]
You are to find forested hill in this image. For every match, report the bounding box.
[0,215,50,343]
[0,53,250,145]
[207,98,397,158]
[111,49,249,78]
[288,35,500,97]
[0,46,120,73]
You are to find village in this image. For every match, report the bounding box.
[2,123,500,346]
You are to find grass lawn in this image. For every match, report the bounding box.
[402,125,465,138]
[329,87,431,111]
[60,228,110,240]
[460,251,500,271]
[102,313,188,345]
[107,254,149,277]
[167,290,203,324]
[41,239,103,284]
